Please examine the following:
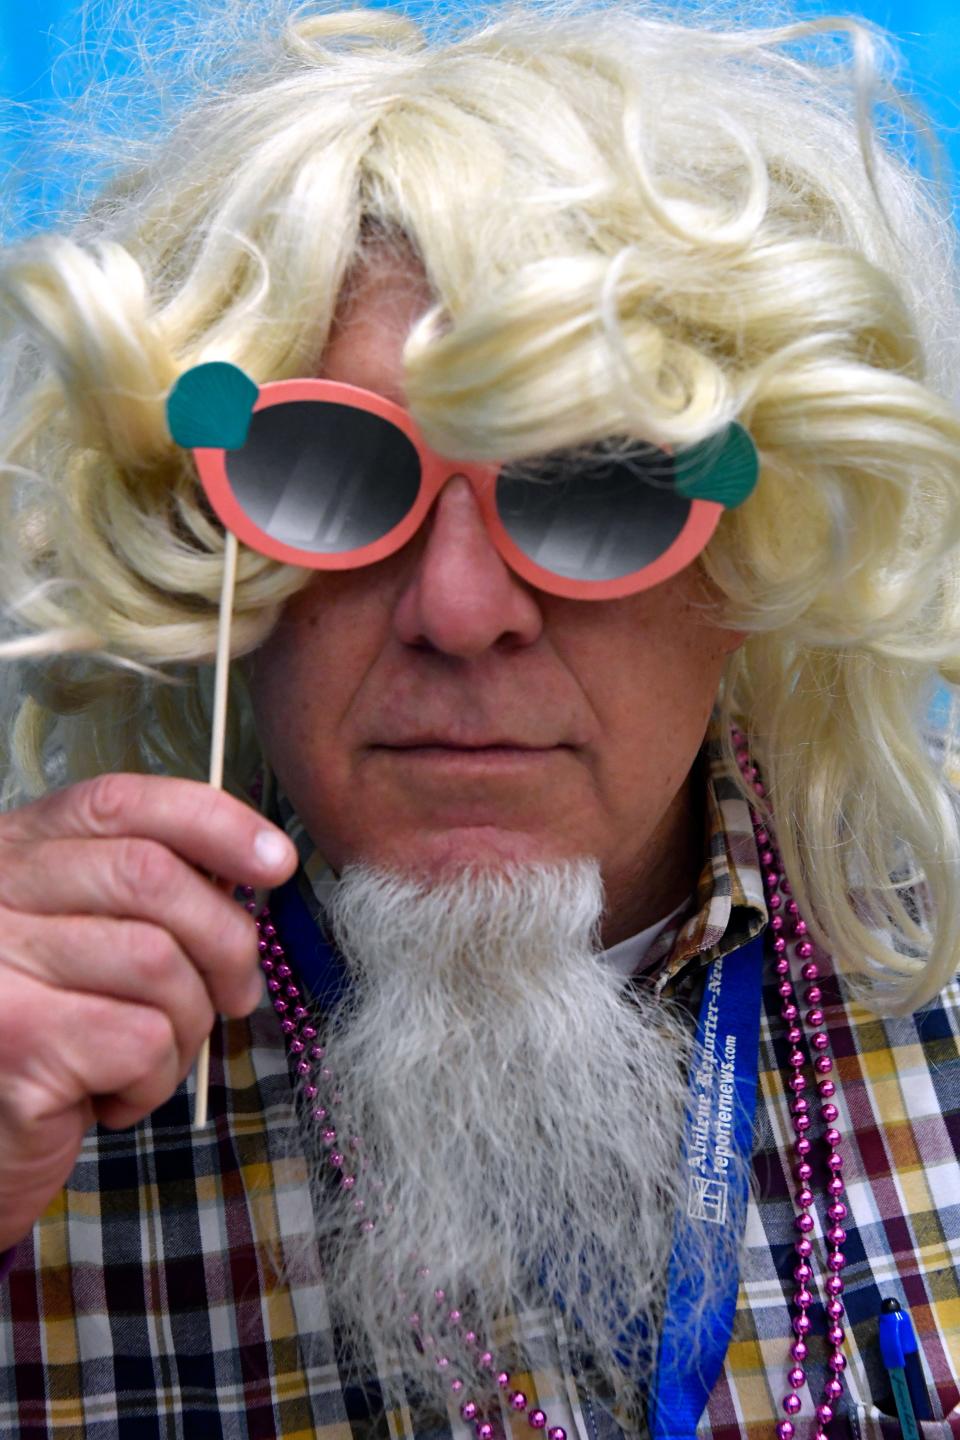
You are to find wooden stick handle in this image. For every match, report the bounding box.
[193,529,239,1130]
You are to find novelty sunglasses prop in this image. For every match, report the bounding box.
[167,360,759,600]
[165,361,759,1123]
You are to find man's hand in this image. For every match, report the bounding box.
[0,774,298,1254]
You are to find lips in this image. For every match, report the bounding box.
[382,738,557,750]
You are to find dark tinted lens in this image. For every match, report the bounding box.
[226,401,421,553]
[496,449,691,581]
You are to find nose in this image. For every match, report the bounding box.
[392,475,544,656]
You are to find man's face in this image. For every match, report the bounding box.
[249,253,747,942]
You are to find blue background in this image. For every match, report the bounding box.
[2,0,958,232]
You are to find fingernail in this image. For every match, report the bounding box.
[254,828,295,870]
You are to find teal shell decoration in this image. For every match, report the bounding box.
[166,362,260,450]
[671,422,759,509]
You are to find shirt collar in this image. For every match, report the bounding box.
[640,706,769,994]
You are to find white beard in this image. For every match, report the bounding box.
[282,859,728,1432]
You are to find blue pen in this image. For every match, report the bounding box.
[879,1297,934,1432]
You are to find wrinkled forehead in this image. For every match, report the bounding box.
[322,243,435,406]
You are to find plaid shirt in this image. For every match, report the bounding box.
[2,710,959,1439]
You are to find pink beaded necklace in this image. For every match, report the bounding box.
[238,728,847,1438]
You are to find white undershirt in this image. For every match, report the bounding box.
[598,893,693,983]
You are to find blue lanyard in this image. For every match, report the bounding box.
[270,872,349,1009]
[270,875,766,1437]
[651,931,766,1439]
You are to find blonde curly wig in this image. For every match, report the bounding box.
[1,0,959,1013]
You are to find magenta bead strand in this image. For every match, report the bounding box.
[732,736,848,1438]
[242,892,376,1231]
